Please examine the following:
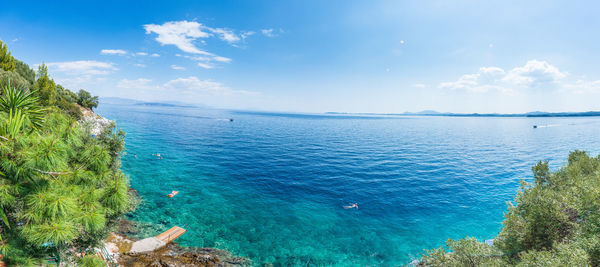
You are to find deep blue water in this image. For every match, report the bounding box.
[96,103,600,266]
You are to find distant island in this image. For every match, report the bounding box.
[326,110,600,117]
[100,97,203,108]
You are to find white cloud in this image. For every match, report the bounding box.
[197,62,214,69]
[135,52,148,56]
[45,60,118,76]
[144,21,211,54]
[178,54,232,69]
[40,60,117,89]
[564,79,600,94]
[150,53,160,57]
[210,28,240,43]
[439,60,566,94]
[117,76,255,97]
[502,60,566,87]
[101,49,127,55]
[261,29,275,37]
[170,65,185,70]
[117,78,154,90]
[241,31,255,40]
[144,20,249,52]
[163,77,228,93]
[133,63,147,68]
[413,83,426,88]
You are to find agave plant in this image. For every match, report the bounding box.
[0,80,44,126]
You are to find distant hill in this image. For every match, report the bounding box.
[100,97,205,108]
[326,110,600,118]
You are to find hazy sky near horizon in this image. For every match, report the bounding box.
[2,0,600,113]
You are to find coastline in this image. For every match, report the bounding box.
[103,218,249,267]
[85,108,249,266]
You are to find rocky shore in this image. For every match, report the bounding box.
[103,219,250,267]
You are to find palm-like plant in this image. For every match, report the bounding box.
[0,80,44,138]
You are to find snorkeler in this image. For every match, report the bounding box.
[343,203,358,209]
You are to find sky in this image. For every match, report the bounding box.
[2,0,600,113]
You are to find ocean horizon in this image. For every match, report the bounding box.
[96,102,600,266]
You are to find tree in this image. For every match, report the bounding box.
[0,41,15,72]
[34,64,57,106]
[14,60,35,86]
[77,89,99,110]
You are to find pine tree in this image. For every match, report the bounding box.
[0,41,15,72]
[34,64,57,106]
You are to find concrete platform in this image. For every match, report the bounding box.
[129,237,166,254]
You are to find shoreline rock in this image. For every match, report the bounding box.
[104,226,250,267]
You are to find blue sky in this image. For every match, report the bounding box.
[2,0,600,113]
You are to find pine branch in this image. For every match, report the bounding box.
[29,168,70,180]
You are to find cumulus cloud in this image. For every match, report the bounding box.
[502,60,566,87]
[133,63,147,68]
[439,60,567,94]
[144,20,249,51]
[144,21,211,54]
[45,60,117,76]
[101,49,127,55]
[135,52,148,56]
[144,20,247,68]
[170,65,185,70]
[151,53,160,57]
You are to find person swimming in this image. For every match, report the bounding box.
[343,203,358,209]
[134,154,137,158]
[152,153,163,159]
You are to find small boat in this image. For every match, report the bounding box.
[533,125,537,129]
[167,191,179,198]
[229,118,234,122]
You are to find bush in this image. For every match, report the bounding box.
[77,254,106,267]
[422,151,600,266]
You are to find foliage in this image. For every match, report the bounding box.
[14,60,35,86]
[34,63,57,106]
[0,43,129,264]
[0,69,31,91]
[77,254,106,267]
[422,150,600,266]
[77,89,99,110]
[0,40,15,72]
[421,237,506,267]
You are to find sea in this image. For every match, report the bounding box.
[95,103,600,266]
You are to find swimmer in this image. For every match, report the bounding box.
[134,154,137,158]
[343,203,358,209]
[152,153,163,159]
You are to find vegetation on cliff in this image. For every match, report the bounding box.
[0,40,129,265]
[422,150,600,266]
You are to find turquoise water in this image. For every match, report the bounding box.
[96,103,600,266]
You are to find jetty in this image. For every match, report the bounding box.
[129,226,187,254]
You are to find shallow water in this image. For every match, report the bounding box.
[96,104,600,266]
